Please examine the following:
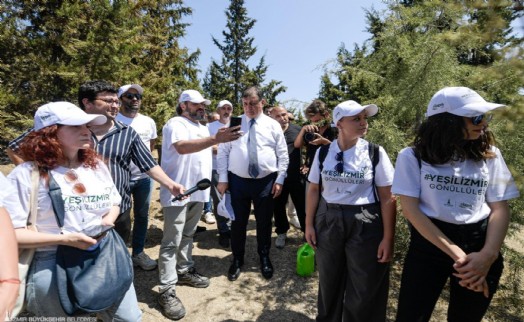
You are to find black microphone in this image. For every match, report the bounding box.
[172,179,212,201]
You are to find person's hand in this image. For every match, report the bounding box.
[453,252,495,298]
[217,182,228,195]
[271,183,282,198]
[100,216,116,227]
[377,237,394,263]
[215,127,243,143]
[309,133,329,146]
[61,233,98,250]
[302,124,318,133]
[305,224,317,250]
[170,182,187,200]
[300,165,309,175]
[0,281,19,320]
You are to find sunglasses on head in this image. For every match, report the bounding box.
[470,114,492,125]
[335,151,344,173]
[122,93,142,100]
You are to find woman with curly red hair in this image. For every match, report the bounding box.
[7,102,141,320]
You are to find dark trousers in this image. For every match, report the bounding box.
[114,208,132,243]
[316,199,389,322]
[228,172,277,258]
[396,218,504,322]
[273,176,306,233]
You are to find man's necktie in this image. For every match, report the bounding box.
[248,118,259,178]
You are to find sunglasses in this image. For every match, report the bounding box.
[335,151,344,173]
[64,169,87,195]
[122,93,142,100]
[470,114,493,125]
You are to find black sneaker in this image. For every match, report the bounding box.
[177,267,210,288]
[218,231,231,248]
[158,288,186,320]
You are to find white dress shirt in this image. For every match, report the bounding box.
[217,113,289,184]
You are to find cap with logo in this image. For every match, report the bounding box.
[117,84,144,98]
[217,100,233,109]
[426,87,505,118]
[179,90,211,105]
[34,102,107,131]
[332,100,378,124]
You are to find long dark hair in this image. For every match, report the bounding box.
[413,113,495,164]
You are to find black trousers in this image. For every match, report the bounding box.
[273,176,306,234]
[228,172,277,258]
[114,207,132,243]
[396,217,504,322]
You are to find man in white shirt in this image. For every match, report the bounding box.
[158,90,241,321]
[207,100,234,248]
[116,84,158,271]
[217,86,289,281]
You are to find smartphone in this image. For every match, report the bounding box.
[229,116,242,130]
[82,225,114,239]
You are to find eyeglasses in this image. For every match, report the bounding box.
[470,114,493,125]
[122,93,142,100]
[95,98,121,106]
[335,151,344,173]
[64,169,87,195]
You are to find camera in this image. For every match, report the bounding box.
[304,132,317,143]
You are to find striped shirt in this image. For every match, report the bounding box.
[8,122,157,213]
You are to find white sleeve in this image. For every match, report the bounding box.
[217,141,232,183]
[307,149,321,184]
[391,147,421,198]
[375,146,395,187]
[150,118,158,140]
[6,163,33,228]
[485,147,520,202]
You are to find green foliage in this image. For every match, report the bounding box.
[202,0,286,114]
[0,0,199,136]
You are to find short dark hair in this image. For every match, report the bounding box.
[78,80,117,110]
[305,99,329,119]
[242,86,264,100]
[413,112,495,164]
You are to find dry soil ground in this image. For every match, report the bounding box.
[1,162,522,322]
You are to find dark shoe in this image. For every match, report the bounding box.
[195,226,207,233]
[177,267,210,288]
[218,232,231,248]
[260,255,273,279]
[228,258,243,281]
[158,287,186,320]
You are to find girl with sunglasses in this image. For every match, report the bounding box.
[392,87,519,321]
[7,102,141,320]
[305,100,396,322]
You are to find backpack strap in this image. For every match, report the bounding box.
[368,142,380,203]
[317,144,330,192]
[48,173,65,229]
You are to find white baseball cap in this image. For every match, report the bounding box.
[217,100,233,109]
[34,102,107,131]
[426,87,505,117]
[117,84,144,98]
[179,90,211,105]
[333,100,378,124]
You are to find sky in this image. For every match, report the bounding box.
[180,0,387,110]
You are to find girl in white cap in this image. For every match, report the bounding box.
[6,102,141,320]
[392,87,519,321]
[305,100,396,322]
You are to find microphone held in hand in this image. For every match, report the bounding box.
[172,179,212,201]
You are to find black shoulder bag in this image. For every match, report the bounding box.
[48,173,133,315]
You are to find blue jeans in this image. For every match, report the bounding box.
[130,177,153,256]
[203,199,212,213]
[26,251,142,321]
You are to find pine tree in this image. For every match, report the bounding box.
[203,0,285,112]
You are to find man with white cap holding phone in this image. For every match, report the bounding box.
[157,90,241,320]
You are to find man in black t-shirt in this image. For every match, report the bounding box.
[269,106,306,248]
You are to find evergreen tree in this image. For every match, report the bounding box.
[0,0,199,140]
[203,0,285,112]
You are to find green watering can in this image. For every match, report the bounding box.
[296,243,315,277]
